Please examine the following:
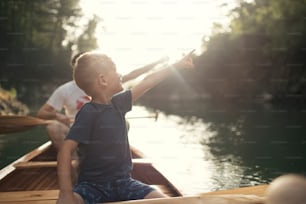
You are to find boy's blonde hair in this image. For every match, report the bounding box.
[73,51,113,96]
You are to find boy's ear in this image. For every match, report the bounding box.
[98,74,108,86]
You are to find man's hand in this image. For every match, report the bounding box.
[56,113,71,127]
[37,104,71,126]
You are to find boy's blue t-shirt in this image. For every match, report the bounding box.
[66,90,132,183]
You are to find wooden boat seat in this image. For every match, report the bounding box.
[0,190,58,203]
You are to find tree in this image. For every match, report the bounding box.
[0,0,99,102]
[193,0,306,104]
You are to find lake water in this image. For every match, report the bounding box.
[1,103,306,195]
[128,102,306,195]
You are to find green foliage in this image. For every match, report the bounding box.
[0,0,99,101]
[0,87,29,115]
[77,15,100,52]
[194,0,306,103]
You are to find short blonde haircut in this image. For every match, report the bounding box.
[73,51,113,96]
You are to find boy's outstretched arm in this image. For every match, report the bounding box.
[57,140,82,204]
[131,50,194,102]
[122,57,168,83]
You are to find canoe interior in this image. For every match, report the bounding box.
[0,142,181,198]
[0,141,268,203]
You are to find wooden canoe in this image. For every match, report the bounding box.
[0,141,268,204]
[0,140,182,203]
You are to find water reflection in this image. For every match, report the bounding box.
[128,103,306,195]
[127,106,253,194]
[1,102,305,195]
[0,127,48,168]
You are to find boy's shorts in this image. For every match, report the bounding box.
[74,177,155,204]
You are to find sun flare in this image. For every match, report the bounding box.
[80,0,237,74]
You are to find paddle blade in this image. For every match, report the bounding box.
[0,115,51,134]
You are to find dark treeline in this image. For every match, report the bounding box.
[1,0,306,107]
[0,0,98,104]
[140,0,306,107]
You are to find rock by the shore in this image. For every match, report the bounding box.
[0,87,29,115]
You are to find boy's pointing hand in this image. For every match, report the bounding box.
[173,49,195,70]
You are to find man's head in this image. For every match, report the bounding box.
[265,174,306,204]
[70,52,86,68]
[73,51,123,97]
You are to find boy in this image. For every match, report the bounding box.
[37,52,167,151]
[57,51,194,204]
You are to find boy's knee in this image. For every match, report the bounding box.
[46,121,68,136]
[46,121,69,149]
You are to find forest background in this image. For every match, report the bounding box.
[1,0,306,112]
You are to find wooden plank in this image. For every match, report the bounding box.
[202,184,268,197]
[1,201,56,204]
[105,194,265,204]
[0,196,265,204]
[0,167,58,192]
[0,190,58,202]
[106,196,202,204]
[0,186,172,203]
[0,190,265,204]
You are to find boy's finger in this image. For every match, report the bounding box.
[186,49,195,56]
[182,49,195,59]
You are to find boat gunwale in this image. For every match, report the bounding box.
[0,141,52,180]
[0,140,268,203]
[0,140,183,197]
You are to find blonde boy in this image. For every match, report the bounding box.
[57,51,194,204]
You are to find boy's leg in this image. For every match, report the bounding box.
[74,181,114,203]
[118,178,168,200]
[144,190,168,199]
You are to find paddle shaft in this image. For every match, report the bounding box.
[0,113,159,134]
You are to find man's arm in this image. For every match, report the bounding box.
[57,140,80,204]
[131,51,194,102]
[37,104,70,126]
[122,57,168,83]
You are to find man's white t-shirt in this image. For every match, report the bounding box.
[47,81,91,119]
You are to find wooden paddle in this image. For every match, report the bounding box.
[0,115,52,134]
[0,112,159,134]
[127,111,159,121]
